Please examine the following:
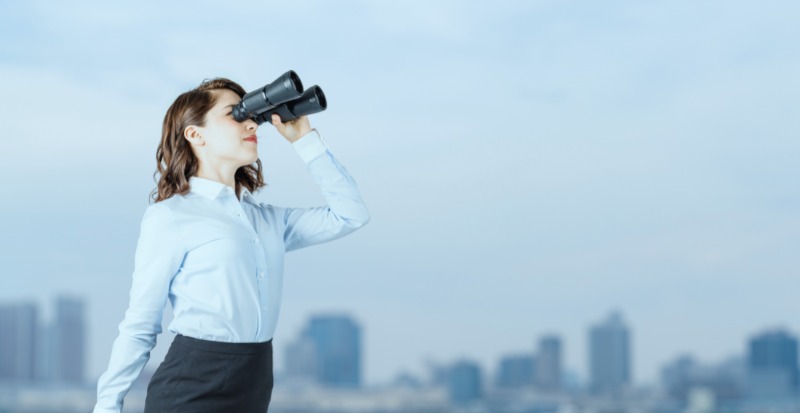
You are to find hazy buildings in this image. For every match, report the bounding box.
[448,359,483,404]
[299,314,362,388]
[0,301,39,383]
[495,354,535,389]
[747,329,799,398]
[661,355,744,404]
[589,311,631,395]
[0,295,86,386]
[535,335,562,391]
[284,335,319,383]
[52,296,86,384]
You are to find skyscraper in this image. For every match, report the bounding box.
[0,301,39,383]
[301,313,361,388]
[535,335,562,391]
[448,359,483,404]
[496,354,535,389]
[747,329,799,398]
[284,335,319,383]
[52,295,86,385]
[589,311,631,395]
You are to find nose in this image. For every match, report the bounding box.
[244,118,258,130]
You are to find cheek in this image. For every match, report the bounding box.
[209,126,242,149]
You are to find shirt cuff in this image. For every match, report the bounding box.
[291,129,328,163]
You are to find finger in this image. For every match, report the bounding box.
[272,114,286,133]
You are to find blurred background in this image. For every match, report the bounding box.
[0,1,798,412]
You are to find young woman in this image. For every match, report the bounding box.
[92,78,370,412]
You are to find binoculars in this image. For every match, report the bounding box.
[232,70,327,125]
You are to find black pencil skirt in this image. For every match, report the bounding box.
[144,333,274,413]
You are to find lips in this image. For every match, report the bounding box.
[244,135,257,143]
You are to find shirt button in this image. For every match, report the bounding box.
[259,271,265,279]
[254,238,259,243]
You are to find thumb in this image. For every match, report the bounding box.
[272,114,284,129]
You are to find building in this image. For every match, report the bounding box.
[496,354,535,389]
[52,295,87,385]
[536,335,562,391]
[747,329,799,398]
[448,359,483,404]
[661,354,744,404]
[284,335,319,383]
[589,311,631,395]
[0,301,39,383]
[301,314,362,388]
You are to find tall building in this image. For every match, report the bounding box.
[0,301,39,383]
[747,329,799,398]
[589,311,631,395]
[424,359,451,387]
[284,335,318,383]
[448,359,483,404]
[496,354,535,389]
[301,314,361,388]
[535,335,562,391]
[52,295,86,385]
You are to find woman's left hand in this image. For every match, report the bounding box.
[271,114,312,143]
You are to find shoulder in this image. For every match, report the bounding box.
[142,198,181,225]
[146,192,194,215]
[138,199,187,247]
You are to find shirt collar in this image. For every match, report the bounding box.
[240,187,257,205]
[189,176,257,205]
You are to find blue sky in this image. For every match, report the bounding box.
[1,0,799,387]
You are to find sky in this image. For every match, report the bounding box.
[0,0,799,388]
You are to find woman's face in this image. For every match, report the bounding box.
[191,88,259,167]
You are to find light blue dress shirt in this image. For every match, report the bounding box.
[93,129,370,413]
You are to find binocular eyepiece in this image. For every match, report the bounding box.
[232,70,327,125]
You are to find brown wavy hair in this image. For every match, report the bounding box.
[149,77,266,204]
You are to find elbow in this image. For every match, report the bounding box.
[118,311,162,347]
[356,209,371,228]
[345,211,370,229]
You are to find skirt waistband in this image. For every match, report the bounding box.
[174,334,273,355]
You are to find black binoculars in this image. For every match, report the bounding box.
[232,70,327,125]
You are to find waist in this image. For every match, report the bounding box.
[174,333,272,355]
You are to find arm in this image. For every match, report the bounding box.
[93,203,185,413]
[282,128,371,252]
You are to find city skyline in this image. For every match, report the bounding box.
[2,294,796,394]
[0,295,86,385]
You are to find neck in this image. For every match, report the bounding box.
[194,169,238,199]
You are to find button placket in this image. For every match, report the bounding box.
[234,202,250,227]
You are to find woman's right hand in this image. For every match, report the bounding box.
[271,114,312,143]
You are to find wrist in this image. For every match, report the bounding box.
[292,127,314,143]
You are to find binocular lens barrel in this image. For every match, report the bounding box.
[253,85,327,125]
[232,70,303,122]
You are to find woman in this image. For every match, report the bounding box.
[92,77,370,413]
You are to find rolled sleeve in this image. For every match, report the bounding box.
[291,128,328,163]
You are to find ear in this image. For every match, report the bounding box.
[183,125,204,146]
